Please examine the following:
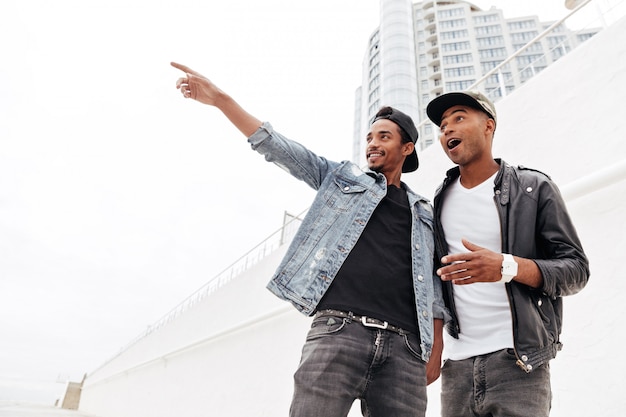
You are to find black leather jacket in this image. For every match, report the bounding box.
[433,159,590,373]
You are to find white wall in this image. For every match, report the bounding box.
[81,245,312,417]
[80,15,626,417]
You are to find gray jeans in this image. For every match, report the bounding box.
[441,348,551,417]
[289,313,427,417]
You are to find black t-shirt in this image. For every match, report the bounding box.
[317,184,419,335]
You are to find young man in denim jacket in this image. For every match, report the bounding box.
[172,62,445,417]
[427,91,589,417]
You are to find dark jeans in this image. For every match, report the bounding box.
[289,313,427,417]
[441,349,551,417]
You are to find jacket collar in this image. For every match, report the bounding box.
[495,159,511,205]
[439,159,512,204]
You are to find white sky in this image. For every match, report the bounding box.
[0,0,619,404]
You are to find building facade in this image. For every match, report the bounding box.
[353,0,598,164]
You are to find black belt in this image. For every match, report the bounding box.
[315,309,410,335]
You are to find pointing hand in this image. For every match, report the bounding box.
[171,62,224,106]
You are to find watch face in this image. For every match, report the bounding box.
[501,255,517,282]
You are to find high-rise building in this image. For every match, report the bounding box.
[353,0,598,165]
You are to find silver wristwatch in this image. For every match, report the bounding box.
[500,253,518,283]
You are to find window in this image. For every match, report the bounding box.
[441,41,471,52]
[369,63,380,78]
[443,53,473,64]
[368,100,380,116]
[486,74,499,84]
[440,29,469,40]
[475,25,501,35]
[479,48,507,59]
[550,24,566,33]
[439,18,466,29]
[516,54,545,66]
[577,33,595,42]
[547,35,566,47]
[369,51,380,67]
[513,43,543,52]
[481,61,510,72]
[473,14,499,24]
[551,48,567,60]
[438,7,465,18]
[444,66,475,77]
[476,36,504,47]
[508,20,536,30]
[368,87,380,103]
[486,72,512,85]
[369,75,380,90]
[511,31,539,42]
[520,67,535,80]
[446,80,475,90]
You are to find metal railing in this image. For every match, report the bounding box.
[93,207,307,371]
[144,208,306,331]
[417,0,608,136]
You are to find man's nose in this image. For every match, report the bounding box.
[368,137,381,147]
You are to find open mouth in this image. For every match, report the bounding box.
[447,139,461,150]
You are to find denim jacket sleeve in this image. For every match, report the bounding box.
[431,271,448,322]
[247,122,339,190]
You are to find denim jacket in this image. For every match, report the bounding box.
[248,122,445,362]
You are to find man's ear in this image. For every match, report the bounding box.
[485,118,496,135]
[403,141,415,157]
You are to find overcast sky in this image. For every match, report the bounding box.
[0,0,619,404]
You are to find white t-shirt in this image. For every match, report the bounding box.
[440,173,513,360]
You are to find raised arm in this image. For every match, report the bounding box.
[171,62,262,137]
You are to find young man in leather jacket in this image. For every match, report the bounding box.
[426,91,589,417]
[172,62,445,417]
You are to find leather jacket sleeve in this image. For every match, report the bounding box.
[522,172,590,298]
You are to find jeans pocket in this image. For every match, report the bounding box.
[306,316,348,341]
[402,333,424,361]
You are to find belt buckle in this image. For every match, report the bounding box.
[361,316,388,330]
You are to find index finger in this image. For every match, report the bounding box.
[170,62,202,77]
[441,252,471,264]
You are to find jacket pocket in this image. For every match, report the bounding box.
[321,176,368,212]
